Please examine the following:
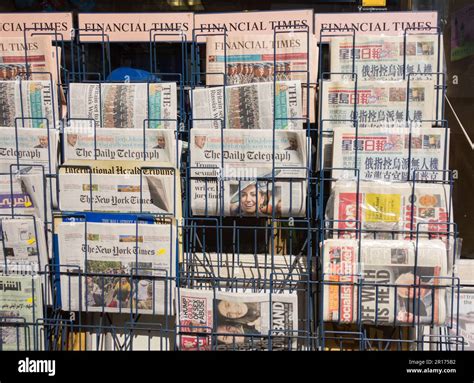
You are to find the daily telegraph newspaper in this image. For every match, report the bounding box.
[0,127,58,173]
[68,82,177,130]
[58,160,179,216]
[57,221,176,315]
[330,34,444,81]
[322,239,448,325]
[0,80,57,129]
[328,180,452,240]
[0,217,48,275]
[192,81,302,130]
[189,129,307,217]
[320,79,436,130]
[331,127,448,182]
[0,274,43,350]
[63,127,179,167]
[178,288,298,350]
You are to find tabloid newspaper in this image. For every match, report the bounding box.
[63,127,179,167]
[192,81,302,130]
[189,129,307,217]
[328,180,452,240]
[57,221,176,315]
[0,127,58,173]
[178,288,298,350]
[322,239,448,325]
[0,80,57,129]
[331,126,448,182]
[330,34,444,81]
[68,82,177,130]
[320,79,437,130]
[0,274,43,350]
[58,160,179,216]
[0,217,48,275]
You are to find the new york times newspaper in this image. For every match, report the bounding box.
[178,288,298,350]
[58,160,179,215]
[327,180,452,240]
[68,82,177,130]
[0,274,43,350]
[57,221,176,315]
[192,81,302,130]
[189,129,307,216]
[0,80,57,129]
[322,239,448,325]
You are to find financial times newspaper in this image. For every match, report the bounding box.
[0,127,58,173]
[322,239,448,325]
[68,82,177,130]
[63,127,179,167]
[328,180,452,240]
[57,221,176,315]
[0,274,43,350]
[330,34,444,81]
[192,81,302,130]
[178,288,298,350]
[320,79,436,130]
[0,80,57,129]
[331,127,448,182]
[0,217,48,275]
[58,160,178,215]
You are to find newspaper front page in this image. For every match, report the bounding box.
[68,82,177,130]
[58,221,176,315]
[0,274,43,350]
[322,239,448,325]
[178,288,298,350]
[192,81,302,130]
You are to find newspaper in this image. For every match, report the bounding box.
[57,221,176,315]
[68,82,177,130]
[178,288,298,350]
[0,80,57,129]
[58,160,179,216]
[18,171,54,223]
[0,174,36,217]
[322,239,448,325]
[331,126,448,182]
[320,79,436,130]
[0,274,43,350]
[0,217,48,275]
[328,180,452,240]
[63,127,179,167]
[330,34,444,81]
[0,127,58,173]
[192,81,302,130]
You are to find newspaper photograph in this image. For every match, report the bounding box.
[0,80,57,129]
[192,81,302,130]
[320,79,436,130]
[0,127,58,173]
[178,288,298,350]
[58,160,179,215]
[58,221,176,315]
[0,274,43,350]
[328,180,452,240]
[331,126,448,182]
[330,34,444,81]
[68,82,177,130]
[63,127,179,167]
[322,239,448,325]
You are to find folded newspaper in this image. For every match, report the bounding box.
[68,82,177,130]
[178,288,298,350]
[192,81,302,130]
[322,239,448,325]
[57,221,176,315]
[58,160,179,216]
[327,180,452,240]
[0,274,43,350]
